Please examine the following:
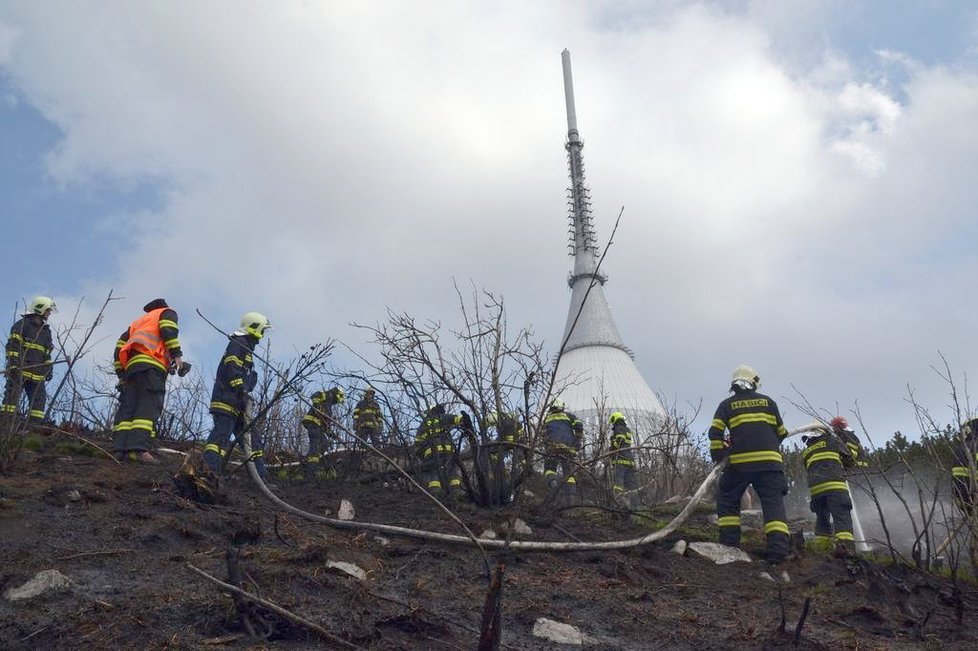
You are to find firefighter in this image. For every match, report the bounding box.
[302,387,344,465]
[353,386,384,446]
[708,365,791,563]
[951,418,978,569]
[831,416,867,467]
[487,410,522,466]
[416,404,466,501]
[3,296,56,428]
[609,412,637,506]
[112,298,188,463]
[543,398,583,506]
[202,312,271,479]
[485,410,523,503]
[801,419,857,554]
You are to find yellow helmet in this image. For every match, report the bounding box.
[549,398,565,412]
[241,312,271,338]
[28,295,57,317]
[731,364,760,389]
[609,411,625,425]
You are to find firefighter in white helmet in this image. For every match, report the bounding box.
[2,296,56,428]
[708,365,791,563]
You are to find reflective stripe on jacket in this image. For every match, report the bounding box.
[117,308,182,374]
[209,333,257,417]
[5,314,53,382]
[802,434,852,497]
[610,420,635,466]
[544,410,582,449]
[708,390,787,472]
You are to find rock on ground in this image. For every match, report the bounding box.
[337,499,355,521]
[4,569,72,601]
[687,542,752,565]
[532,617,584,645]
[671,540,687,555]
[325,560,367,580]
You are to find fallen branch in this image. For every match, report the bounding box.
[48,424,119,463]
[186,563,360,649]
[58,548,134,561]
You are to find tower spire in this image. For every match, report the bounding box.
[554,50,667,433]
[559,49,622,354]
[561,49,601,278]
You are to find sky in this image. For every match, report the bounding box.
[1,0,977,445]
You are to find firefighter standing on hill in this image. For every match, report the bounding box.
[202,312,271,480]
[353,387,384,446]
[609,412,638,506]
[951,418,978,569]
[112,298,188,463]
[801,416,860,554]
[3,296,56,429]
[709,365,792,563]
[302,387,344,466]
[416,404,467,501]
[543,398,583,506]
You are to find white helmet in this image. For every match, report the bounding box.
[549,398,565,412]
[28,296,56,317]
[731,364,760,390]
[241,311,271,338]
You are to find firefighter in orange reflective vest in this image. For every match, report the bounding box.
[3,296,56,427]
[202,312,270,478]
[112,299,188,463]
[801,417,859,553]
[708,365,791,563]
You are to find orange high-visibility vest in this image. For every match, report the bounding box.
[119,308,170,371]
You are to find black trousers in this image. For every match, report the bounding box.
[419,443,460,495]
[203,412,268,478]
[811,491,854,543]
[304,422,328,460]
[2,376,47,422]
[112,368,165,453]
[716,466,790,557]
[613,463,637,492]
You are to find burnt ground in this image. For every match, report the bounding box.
[1,434,977,650]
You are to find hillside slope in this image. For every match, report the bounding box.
[1,438,976,649]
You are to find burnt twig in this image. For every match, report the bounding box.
[187,563,360,649]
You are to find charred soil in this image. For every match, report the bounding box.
[1,436,977,650]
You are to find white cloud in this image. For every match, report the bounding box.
[1,1,977,439]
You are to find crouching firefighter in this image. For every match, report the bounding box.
[802,417,859,554]
[202,312,271,480]
[416,404,466,502]
[543,398,583,507]
[709,365,792,563]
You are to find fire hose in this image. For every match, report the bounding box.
[239,423,827,552]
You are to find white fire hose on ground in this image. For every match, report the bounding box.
[235,423,828,552]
